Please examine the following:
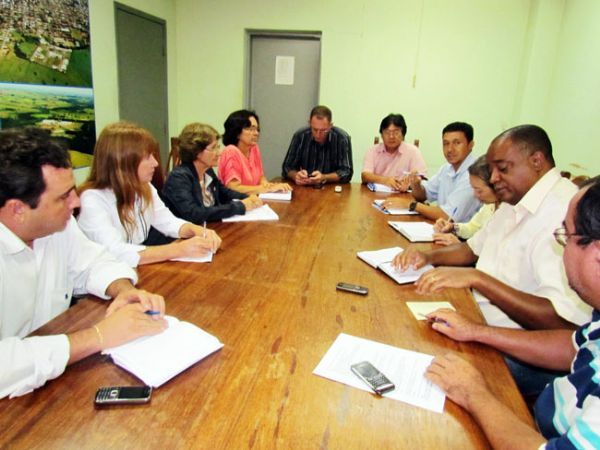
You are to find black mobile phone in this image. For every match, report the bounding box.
[95,386,152,405]
[312,182,324,189]
[351,361,395,395]
[336,282,368,295]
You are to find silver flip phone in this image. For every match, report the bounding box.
[95,386,152,405]
[351,361,395,395]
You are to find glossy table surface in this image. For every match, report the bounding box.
[0,184,533,449]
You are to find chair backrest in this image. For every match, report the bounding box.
[413,139,420,147]
[166,137,181,172]
[151,145,166,192]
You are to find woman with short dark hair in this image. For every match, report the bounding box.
[218,109,291,194]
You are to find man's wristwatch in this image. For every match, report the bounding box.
[408,201,418,212]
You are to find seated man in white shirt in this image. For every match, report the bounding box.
[423,177,600,449]
[383,122,481,222]
[393,124,592,395]
[0,127,168,399]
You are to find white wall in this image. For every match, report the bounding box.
[546,0,599,176]
[88,0,599,179]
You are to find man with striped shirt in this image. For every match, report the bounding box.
[423,176,600,449]
[282,105,353,185]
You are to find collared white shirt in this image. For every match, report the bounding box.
[468,168,592,328]
[0,217,137,399]
[424,152,481,222]
[78,184,187,267]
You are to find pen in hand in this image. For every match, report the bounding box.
[203,221,207,238]
[418,313,448,325]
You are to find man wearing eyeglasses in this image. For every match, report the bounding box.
[422,176,600,449]
[282,105,353,185]
[393,124,591,396]
[361,113,427,191]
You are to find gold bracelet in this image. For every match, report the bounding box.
[93,325,104,347]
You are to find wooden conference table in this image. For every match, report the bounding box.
[0,184,533,449]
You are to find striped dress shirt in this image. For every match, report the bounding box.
[281,126,353,183]
[534,309,600,449]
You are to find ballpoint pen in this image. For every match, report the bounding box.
[203,220,207,238]
[418,313,448,325]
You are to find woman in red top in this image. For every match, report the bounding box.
[218,109,291,194]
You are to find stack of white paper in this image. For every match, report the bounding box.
[259,191,292,201]
[313,333,446,413]
[388,221,434,242]
[103,316,224,387]
[222,204,279,222]
[372,199,418,216]
[171,252,213,263]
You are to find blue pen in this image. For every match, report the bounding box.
[145,310,160,316]
[450,206,458,220]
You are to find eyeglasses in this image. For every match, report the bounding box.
[243,126,260,133]
[205,141,221,152]
[382,129,402,137]
[553,227,582,247]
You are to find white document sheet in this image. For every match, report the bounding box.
[372,199,418,215]
[103,316,224,387]
[222,204,279,222]
[313,333,445,413]
[406,302,456,320]
[259,191,292,201]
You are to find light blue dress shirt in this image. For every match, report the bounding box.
[423,152,480,222]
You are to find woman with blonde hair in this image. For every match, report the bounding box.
[432,155,500,245]
[163,122,262,223]
[78,121,221,267]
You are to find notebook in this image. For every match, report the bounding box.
[388,221,434,242]
[367,182,397,193]
[103,316,224,387]
[406,302,455,320]
[372,199,418,215]
[357,247,434,284]
[171,252,213,263]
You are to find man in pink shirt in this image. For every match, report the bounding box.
[361,113,427,191]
